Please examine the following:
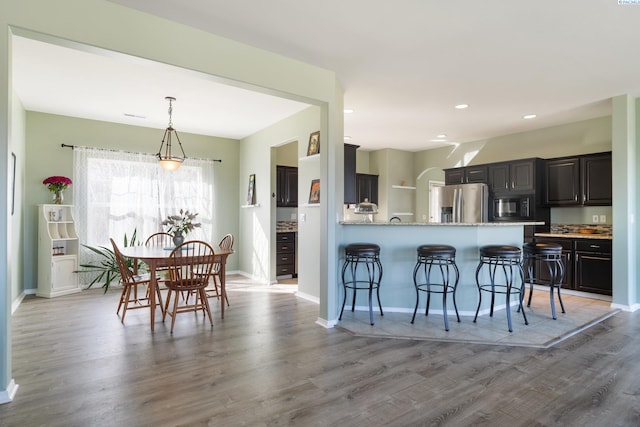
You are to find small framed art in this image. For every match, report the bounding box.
[308,179,320,204]
[307,131,320,156]
[247,174,256,205]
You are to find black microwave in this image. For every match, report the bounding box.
[493,195,532,220]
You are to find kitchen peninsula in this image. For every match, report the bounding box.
[338,221,543,315]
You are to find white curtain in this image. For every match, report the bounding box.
[73,146,215,266]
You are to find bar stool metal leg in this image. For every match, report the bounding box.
[474,245,528,332]
[411,245,459,331]
[524,242,566,320]
[339,244,383,325]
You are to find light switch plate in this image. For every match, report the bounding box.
[592,214,599,223]
[300,213,306,222]
[600,214,606,223]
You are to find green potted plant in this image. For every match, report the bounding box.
[75,229,142,293]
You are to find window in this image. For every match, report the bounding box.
[73,147,215,258]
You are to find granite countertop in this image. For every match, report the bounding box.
[536,224,612,240]
[340,221,545,226]
[535,232,612,240]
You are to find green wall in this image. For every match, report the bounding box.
[23,112,241,290]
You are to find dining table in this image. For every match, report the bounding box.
[120,244,234,331]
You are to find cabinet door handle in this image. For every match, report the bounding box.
[590,245,600,249]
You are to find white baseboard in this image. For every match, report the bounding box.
[316,317,338,329]
[295,291,319,304]
[11,289,35,315]
[0,379,18,405]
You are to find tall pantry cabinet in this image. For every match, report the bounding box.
[37,204,81,298]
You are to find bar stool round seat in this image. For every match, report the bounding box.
[411,244,460,331]
[339,243,383,325]
[523,241,566,319]
[473,245,528,332]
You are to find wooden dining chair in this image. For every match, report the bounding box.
[145,232,173,248]
[145,232,173,288]
[111,238,163,323]
[205,233,234,305]
[163,240,215,333]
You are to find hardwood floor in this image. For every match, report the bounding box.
[2,275,640,426]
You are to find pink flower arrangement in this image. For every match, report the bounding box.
[43,176,72,193]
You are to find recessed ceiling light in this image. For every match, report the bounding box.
[344,108,354,114]
[523,114,537,119]
[455,104,469,110]
[430,139,448,143]
[436,133,447,138]
[344,135,352,140]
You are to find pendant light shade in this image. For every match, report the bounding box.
[157,96,186,171]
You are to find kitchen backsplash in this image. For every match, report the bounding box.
[276,221,298,232]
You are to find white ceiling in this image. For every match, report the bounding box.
[12,1,640,151]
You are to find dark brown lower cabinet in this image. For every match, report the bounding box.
[574,240,612,295]
[534,237,611,296]
[276,232,296,277]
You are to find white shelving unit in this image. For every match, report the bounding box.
[390,184,416,218]
[37,204,80,298]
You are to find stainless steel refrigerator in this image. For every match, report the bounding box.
[435,183,489,223]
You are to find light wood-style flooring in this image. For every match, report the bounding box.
[2,275,640,426]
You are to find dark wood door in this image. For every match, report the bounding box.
[284,167,298,207]
[344,144,359,204]
[510,160,535,193]
[465,165,488,183]
[582,153,612,205]
[575,252,612,295]
[276,166,298,207]
[544,157,580,206]
[444,168,465,185]
[488,163,510,195]
[356,173,379,204]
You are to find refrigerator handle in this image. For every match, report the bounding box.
[453,188,462,222]
[452,189,457,222]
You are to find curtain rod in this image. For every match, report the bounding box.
[60,143,222,163]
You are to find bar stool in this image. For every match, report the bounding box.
[473,245,528,332]
[339,243,383,325]
[523,241,566,319]
[411,244,460,331]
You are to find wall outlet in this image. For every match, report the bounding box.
[291,213,297,220]
[592,214,599,223]
[599,214,606,223]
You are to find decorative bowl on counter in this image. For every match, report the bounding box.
[578,228,597,234]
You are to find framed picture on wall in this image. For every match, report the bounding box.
[247,174,256,205]
[308,179,320,204]
[307,131,320,156]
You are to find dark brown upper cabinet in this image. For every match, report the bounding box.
[581,153,612,205]
[544,152,611,206]
[344,144,359,204]
[276,165,298,207]
[488,159,538,196]
[444,165,487,185]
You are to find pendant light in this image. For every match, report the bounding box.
[157,96,186,171]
